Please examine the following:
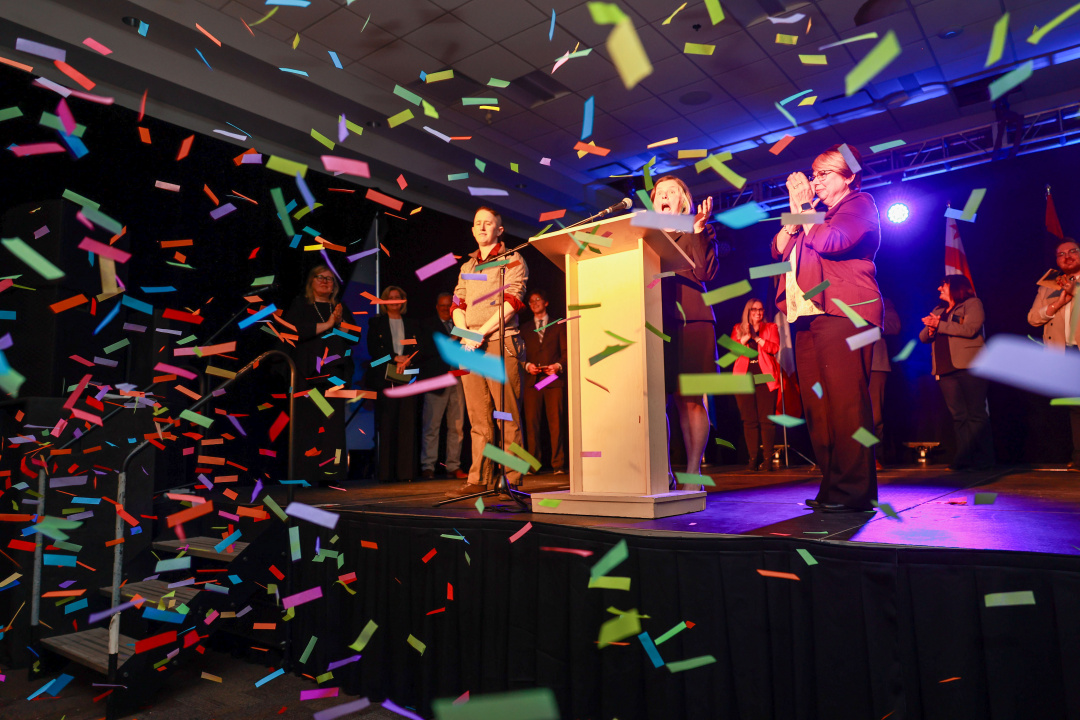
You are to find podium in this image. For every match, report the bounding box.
[527,212,706,518]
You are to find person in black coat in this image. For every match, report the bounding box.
[365,285,421,482]
[281,264,356,485]
[521,289,568,473]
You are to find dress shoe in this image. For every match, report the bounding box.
[1068,462,1080,473]
[805,499,822,509]
[451,469,468,479]
[746,461,758,472]
[444,482,483,498]
[421,469,435,479]
[819,502,867,513]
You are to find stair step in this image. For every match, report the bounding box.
[153,536,249,563]
[41,627,137,675]
[101,580,200,606]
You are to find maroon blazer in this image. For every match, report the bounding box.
[770,191,883,328]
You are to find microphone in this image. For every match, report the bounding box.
[564,197,634,229]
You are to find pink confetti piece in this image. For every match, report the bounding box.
[10,142,67,157]
[82,38,113,55]
[383,373,458,398]
[56,98,76,135]
[282,585,324,609]
[301,688,340,701]
[581,451,602,457]
[155,180,181,192]
[509,521,533,543]
[153,362,198,380]
[397,174,407,190]
[453,690,469,705]
[78,237,131,263]
[534,373,558,391]
[540,546,595,557]
[415,252,457,281]
[321,155,370,178]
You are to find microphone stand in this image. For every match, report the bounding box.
[436,238,534,512]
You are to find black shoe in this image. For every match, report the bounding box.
[746,461,758,472]
[805,499,822,509]
[819,502,867,512]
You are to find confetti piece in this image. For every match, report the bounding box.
[986,13,1010,66]
[869,139,905,153]
[590,539,628,578]
[509,522,533,543]
[433,689,558,720]
[974,492,997,505]
[837,143,862,174]
[797,548,818,566]
[846,326,881,351]
[573,141,610,156]
[581,95,595,140]
[757,569,800,580]
[285,502,340,529]
[768,135,795,155]
[679,373,754,395]
[852,427,880,447]
[645,321,670,341]
[314,699,371,720]
[715,437,735,449]
[663,3,688,25]
[845,31,900,96]
[598,609,641,648]
[666,655,717,672]
[704,0,725,24]
[266,155,308,178]
[2,237,64,279]
[684,43,715,55]
[482,443,531,476]
[891,339,917,362]
[1027,3,1080,45]
[985,590,1035,607]
[972,335,1080,397]
[365,188,404,211]
[831,298,869,328]
[819,32,879,51]
[694,153,746,189]
[799,54,827,64]
[406,634,426,655]
[701,279,751,306]
[433,333,505,382]
[416,253,458,281]
[873,501,900,521]
[630,211,694,232]
[588,576,631,590]
[749,260,792,279]
[775,34,798,45]
[674,472,715,486]
[16,38,65,61]
[767,414,805,428]
[959,188,987,220]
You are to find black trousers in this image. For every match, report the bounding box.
[735,379,778,466]
[523,382,566,471]
[794,315,877,510]
[376,393,418,482]
[870,370,888,445]
[937,369,994,468]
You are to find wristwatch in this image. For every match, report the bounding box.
[800,202,813,211]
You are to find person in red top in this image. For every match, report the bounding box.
[730,298,781,472]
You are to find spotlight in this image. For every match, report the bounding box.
[886,202,909,224]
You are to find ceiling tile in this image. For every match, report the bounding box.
[770,49,846,84]
[524,128,580,158]
[915,1,999,36]
[684,101,757,135]
[302,9,396,61]
[195,0,232,9]
[523,0,591,14]
[359,41,443,85]
[342,0,451,36]
[489,109,559,141]
[451,0,548,42]
[529,91,588,125]
[452,44,535,84]
[715,58,791,97]
[220,2,294,42]
[579,76,655,111]
[225,0,339,31]
[402,15,494,64]
[608,98,683,130]
[501,20,585,68]
[548,53,619,92]
[636,53,709,95]
[708,118,768,148]
[682,30,770,74]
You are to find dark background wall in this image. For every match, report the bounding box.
[2,62,1077,469]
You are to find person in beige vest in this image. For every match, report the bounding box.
[1027,238,1080,471]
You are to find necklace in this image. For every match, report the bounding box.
[314,301,328,322]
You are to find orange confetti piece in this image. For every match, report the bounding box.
[573,141,611,156]
[204,184,219,205]
[939,677,961,683]
[196,23,222,46]
[177,135,195,161]
[360,540,378,549]
[54,60,95,90]
[366,188,404,211]
[756,569,800,581]
[769,134,795,155]
[539,209,566,222]
[50,294,89,314]
[0,55,33,73]
[138,127,151,144]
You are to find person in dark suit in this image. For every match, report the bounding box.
[281,264,355,485]
[772,144,882,512]
[920,275,993,470]
[521,289,568,474]
[365,285,421,482]
[418,293,466,479]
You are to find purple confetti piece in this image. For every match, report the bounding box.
[534,373,559,391]
[313,698,371,720]
[250,479,263,503]
[16,38,66,61]
[88,599,136,625]
[240,153,263,164]
[210,203,236,220]
[415,252,457,281]
[381,700,425,720]
[346,248,378,262]
[319,249,342,282]
[338,114,347,143]
[227,413,247,437]
[326,654,361,671]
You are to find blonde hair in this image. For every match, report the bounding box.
[304,265,339,306]
[650,175,694,215]
[739,298,766,339]
[379,285,407,315]
[812,144,862,191]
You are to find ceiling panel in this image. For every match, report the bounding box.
[219,2,293,43]
[657,77,732,113]
[302,9,396,61]
[608,98,683,130]
[402,14,494,65]
[636,52,710,95]
[452,44,535,85]
[548,52,620,92]
[685,101,757,135]
[714,57,791,97]
[359,40,443,85]
[225,0,339,31]
[488,108,560,142]
[501,20,583,68]
[341,0,448,37]
[683,30,771,74]
[578,76,654,111]
[452,0,548,42]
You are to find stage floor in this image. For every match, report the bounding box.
[278,464,1080,556]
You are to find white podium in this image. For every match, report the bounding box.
[527,212,706,518]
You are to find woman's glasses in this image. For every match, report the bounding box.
[809,170,834,182]
[314,275,335,282]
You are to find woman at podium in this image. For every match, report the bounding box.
[651,176,718,487]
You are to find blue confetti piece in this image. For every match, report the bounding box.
[581,95,594,140]
[714,202,768,229]
[215,530,242,553]
[121,295,154,315]
[93,302,122,335]
[433,333,506,382]
[279,68,310,77]
[370,354,392,367]
[238,303,277,330]
[142,607,185,623]
[195,48,212,71]
[549,9,556,40]
[637,631,665,668]
[254,668,285,687]
[289,234,301,249]
[42,554,76,567]
[296,173,316,212]
[140,286,177,293]
[493,410,513,421]
[138,21,149,37]
[328,50,343,68]
[64,598,88,615]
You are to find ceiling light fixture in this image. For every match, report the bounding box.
[122,17,142,28]
[938,27,963,40]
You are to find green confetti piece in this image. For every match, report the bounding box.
[262,495,288,521]
[348,619,378,651]
[642,155,656,191]
[307,388,334,417]
[974,492,998,505]
[62,189,101,210]
[871,500,899,519]
[568,303,601,311]
[425,69,454,83]
[590,539,628,578]
[482,443,531,476]
[1050,398,1080,406]
[393,85,422,105]
[753,373,774,385]
[432,688,559,720]
[749,260,792,279]
[309,128,335,150]
[266,155,308,178]
[653,621,687,645]
[666,654,717,673]
[440,534,466,541]
[407,634,426,655]
[387,109,414,128]
[799,54,827,65]
[702,279,751,306]
[674,472,715,486]
[538,498,562,508]
[775,101,798,128]
[462,97,498,105]
[475,158,486,172]
[422,100,439,119]
[869,139,906,153]
[891,338,917,362]
[508,442,541,471]
[588,343,631,366]
[40,111,86,136]
[598,609,641,648]
[852,427,880,447]
[645,321,670,342]
[588,576,632,590]
[683,42,715,55]
[289,526,301,561]
[984,590,1035,607]
[704,0,725,24]
[797,548,818,566]
[487,77,510,88]
[845,30,901,96]
[251,275,275,287]
[299,635,318,664]
[270,188,295,237]
[716,353,737,368]
[604,329,635,344]
[315,671,333,683]
[474,497,484,516]
[179,409,213,428]
[2,238,65,280]
[447,172,469,181]
[717,334,757,358]
[715,437,735,449]
[0,106,23,122]
[103,339,130,354]
[831,298,869,327]
[679,373,754,396]
[767,414,805,428]
[635,188,654,211]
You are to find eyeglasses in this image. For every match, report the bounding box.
[809,170,835,182]
[314,275,335,282]
[1057,248,1080,258]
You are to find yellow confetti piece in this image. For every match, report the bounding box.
[678,149,707,159]
[425,69,454,83]
[646,136,678,149]
[310,129,334,150]
[662,2,687,25]
[292,33,299,50]
[799,54,827,65]
[845,30,901,96]
[1027,2,1080,45]
[266,155,308,178]
[387,109,414,128]
[704,0,725,24]
[776,34,798,45]
[678,373,754,395]
[684,42,715,55]
[407,634,426,655]
[986,13,1009,66]
[607,19,653,90]
[798,95,817,106]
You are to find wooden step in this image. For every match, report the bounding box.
[152,536,249,563]
[41,627,137,675]
[100,580,200,606]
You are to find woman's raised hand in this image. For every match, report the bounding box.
[786,171,813,209]
[693,196,714,234]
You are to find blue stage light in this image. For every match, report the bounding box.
[886,202,910,224]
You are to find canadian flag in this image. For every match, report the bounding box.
[944,215,975,291]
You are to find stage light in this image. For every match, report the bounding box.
[886,202,910,224]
